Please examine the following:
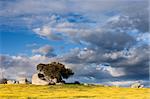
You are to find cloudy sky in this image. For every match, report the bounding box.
[0,0,149,87]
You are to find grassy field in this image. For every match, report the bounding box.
[0,84,149,99]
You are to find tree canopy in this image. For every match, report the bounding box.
[37,62,74,82]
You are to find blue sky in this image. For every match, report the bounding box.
[0,0,149,87]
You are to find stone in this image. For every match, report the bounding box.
[56,82,64,85]
[139,85,144,88]
[52,78,57,83]
[18,77,29,84]
[131,82,143,88]
[7,80,16,84]
[84,83,88,86]
[49,81,55,85]
[15,81,19,84]
[32,73,49,85]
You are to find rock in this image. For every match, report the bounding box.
[84,83,88,86]
[18,77,29,84]
[56,82,64,85]
[52,78,57,83]
[48,78,57,85]
[139,85,144,88]
[15,81,19,84]
[32,73,49,85]
[49,81,55,85]
[131,82,143,88]
[7,80,16,84]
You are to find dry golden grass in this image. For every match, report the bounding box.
[0,84,149,99]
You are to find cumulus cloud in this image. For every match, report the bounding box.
[0,55,35,79]
[0,0,134,16]
[60,2,149,82]
[103,66,125,77]
[32,26,63,40]
[32,45,56,57]
[0,68,5,79]
[58,44,149,82]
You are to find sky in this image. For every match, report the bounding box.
[0,0,149,87]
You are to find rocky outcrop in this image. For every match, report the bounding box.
[32,73,60,85]
[131,82,144,88]
[56,82,64,85]
[32,73,49,85]
[7,80,16,84]
[18,77,30,84]
[83,83,88,86]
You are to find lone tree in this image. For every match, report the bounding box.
[37,62,74,82]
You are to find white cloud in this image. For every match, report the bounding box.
[33,26,52,37]
[0,68,5,79]
[96,64,125,77]
[136,32,150,43]
[77,48,95,60]
[103,51,123,60]
[106,67,125,77]
[0,0,129,16]
[32,45,53,55]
